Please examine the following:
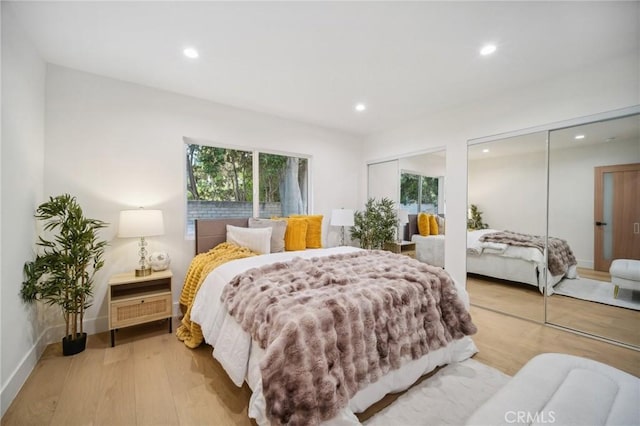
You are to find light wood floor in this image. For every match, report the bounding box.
[3,306,639,426]
[467,269,640,347]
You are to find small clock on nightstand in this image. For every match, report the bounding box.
[108,269,173,347]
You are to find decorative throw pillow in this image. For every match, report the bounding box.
[417,212,430,236]
[282,217,308,251]
[226,225,272,254]
[290,214,323,248]
[248,218,287,253]
[429,214,439,235]
[437,216,445,235]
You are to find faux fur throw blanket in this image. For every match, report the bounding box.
[479,231,577,276]
[221,250,477,426]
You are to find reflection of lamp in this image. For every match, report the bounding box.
[330,209,355,246]
[118,209,164,276]
[397,209,409,243]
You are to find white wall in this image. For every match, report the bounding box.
[549,138,640,268]
[44,64,364,338]
[399,152,446,177]
[365,52,640,285]
[1,5,46,416]
[468,149,547,237]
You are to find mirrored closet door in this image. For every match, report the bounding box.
[367,150,446,264]
[547,113,640,347]
[466,132,547,322]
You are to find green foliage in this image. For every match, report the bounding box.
[186,145,309,210]
[400,173,439,211]
[186,145,253,202]
[21,194,108,340]
[467,204,489,230]
[350,197,397,249]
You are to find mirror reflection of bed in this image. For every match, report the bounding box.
[466,131,548,323]
[466,112,640,348]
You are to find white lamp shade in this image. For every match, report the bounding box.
[118,209,164,238]
[330,209,355,227]
[397,209,409,224]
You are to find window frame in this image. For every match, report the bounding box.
[400,168,442,215]
[183,137,312,239]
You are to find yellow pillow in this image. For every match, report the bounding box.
[417,212,430,236]
[283,217,308,251]
[429,214,439,235]
[290,214,323,248]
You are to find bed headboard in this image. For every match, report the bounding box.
[405,214,418,240]
[195,218,249,255]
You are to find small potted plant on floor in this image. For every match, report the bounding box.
[21,194,108,356]
[351,197,397,249]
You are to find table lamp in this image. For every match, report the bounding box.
[118,209,164,276]
[397,209,409,243]
[330,208,355,246]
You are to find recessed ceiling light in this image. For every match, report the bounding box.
[574,134,585,140]
[482,148,490,153]
[183,47,199,59]
[480,44,497,56]
[355,103,366,112]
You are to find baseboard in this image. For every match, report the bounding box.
[577,259,594,269]
[0,314,108,418]
[0,327,48,418]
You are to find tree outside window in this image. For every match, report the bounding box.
[185,143,308,236]
[400,172,439,214]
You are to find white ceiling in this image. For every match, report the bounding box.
[6,1,639,136]
[468,113,640,160]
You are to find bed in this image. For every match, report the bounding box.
[404,216,577,294]
[186,218,478,426]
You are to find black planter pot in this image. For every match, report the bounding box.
[62,332,87,356]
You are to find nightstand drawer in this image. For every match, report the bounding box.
[110,293,172,329]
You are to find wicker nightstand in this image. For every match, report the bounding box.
[383,241,416,258]
[108,269,173,347]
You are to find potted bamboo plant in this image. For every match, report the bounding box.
[350,197,397,249]
[21,194,107,356]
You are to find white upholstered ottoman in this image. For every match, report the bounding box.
[466,353,639,426]
[610,259,640,298]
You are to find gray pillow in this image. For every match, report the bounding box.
[248,218,287,253]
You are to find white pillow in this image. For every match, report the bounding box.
[226,225,272,254]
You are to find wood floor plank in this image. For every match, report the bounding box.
[470,306,640,377]
[93,343,136,426]
[3,305,638,426]
[133,333,180,426]
[468,270,639,347]
[0,345,71,426]
[47,342,106,426]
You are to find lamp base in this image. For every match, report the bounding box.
[135,267,152,277]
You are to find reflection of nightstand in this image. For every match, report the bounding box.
[383,241,416,258]
[108,269,173,347]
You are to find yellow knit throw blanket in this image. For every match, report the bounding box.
[176,242,257,348]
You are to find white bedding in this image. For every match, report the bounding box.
[412,234,445,267]
[191,246,478,425]
[467,229,576,294]
[413,230,576,294]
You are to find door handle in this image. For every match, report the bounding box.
[595,221,607,226]
[635,223,639,234]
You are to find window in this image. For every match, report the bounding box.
[400,171,440,214]
[185,142,309,236]
[258,153,308,218]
